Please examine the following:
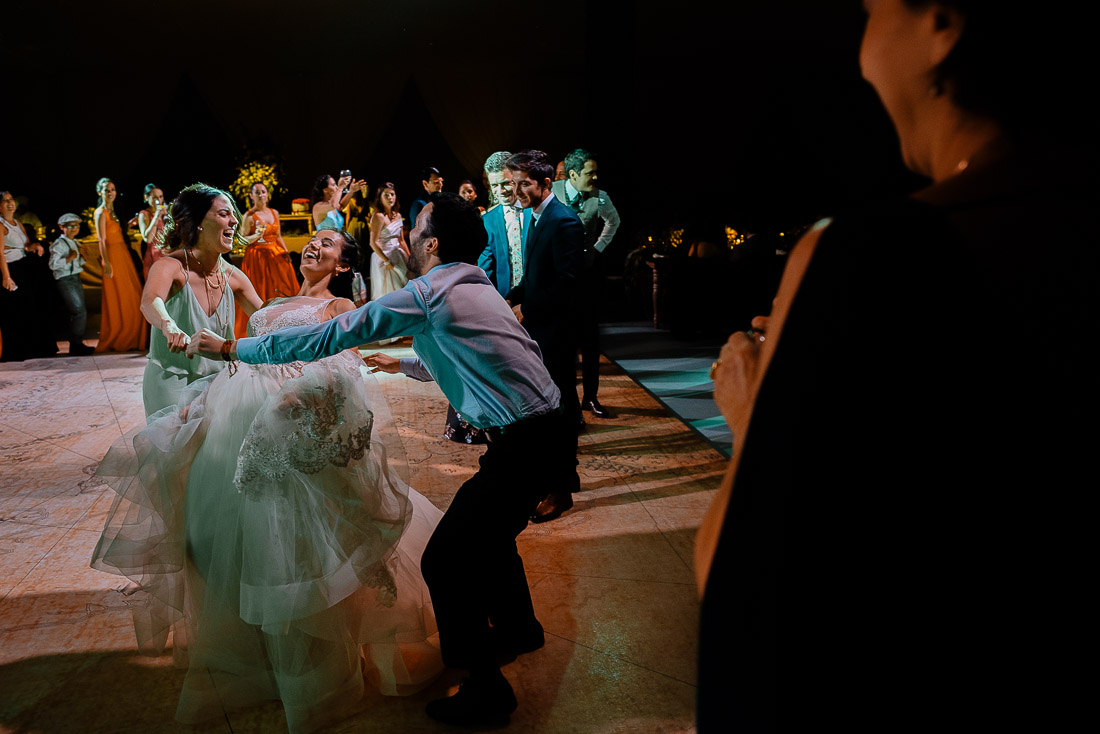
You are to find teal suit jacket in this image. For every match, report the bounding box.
[478,203,530,299]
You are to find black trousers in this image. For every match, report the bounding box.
[527,323,581,491]
[578,257,604,399]
[420,409,576,672]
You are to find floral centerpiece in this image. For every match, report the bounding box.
[230,160,285,205]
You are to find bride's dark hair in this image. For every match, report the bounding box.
[328,229,365,301]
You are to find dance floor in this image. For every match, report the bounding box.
[601,324,731,458]
[0,341,722,733]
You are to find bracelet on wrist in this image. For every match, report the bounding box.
[222,339,240,375]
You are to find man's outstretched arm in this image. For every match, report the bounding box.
[189,287,428,365]
[362,352,435,382]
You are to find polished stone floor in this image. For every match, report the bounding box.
[0,343,723,734]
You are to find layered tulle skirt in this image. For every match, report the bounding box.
[92,351,442,732]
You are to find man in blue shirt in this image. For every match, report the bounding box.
[189,194,574,727]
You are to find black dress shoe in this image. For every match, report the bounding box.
[425,673,517,726]
[530,492,573,524]
[581,397,613,418]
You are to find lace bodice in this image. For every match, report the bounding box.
[232,294,376,500]
[247,296,332,337]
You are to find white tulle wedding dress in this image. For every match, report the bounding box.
[92,296,443,733]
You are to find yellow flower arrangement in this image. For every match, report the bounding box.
[230,161,283,205]
[669,228,684,249]
[725,226,745,247]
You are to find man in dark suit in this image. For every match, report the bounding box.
[408,166,443,229]
[504,149,583,523]
[551,148,621,419]
[477,151,528,299]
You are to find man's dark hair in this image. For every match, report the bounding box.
[420,192,487,265]
[420,166,441,183]
[563,148,594,178]
[504,150,554,184]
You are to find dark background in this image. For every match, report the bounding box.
[6,0,919,265]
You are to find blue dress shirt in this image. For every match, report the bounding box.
[236,262,561,428]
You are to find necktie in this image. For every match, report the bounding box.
[570,193,583,214]
[506,206,524,287]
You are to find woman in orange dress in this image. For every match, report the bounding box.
[234,182,298,338]
[94,177,148,353]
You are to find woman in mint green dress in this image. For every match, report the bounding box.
[140,184,263,418]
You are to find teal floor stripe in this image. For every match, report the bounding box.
[600,322,732,457]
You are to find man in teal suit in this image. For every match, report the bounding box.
[477,151,528,298]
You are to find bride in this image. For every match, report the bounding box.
[92,229,443,733]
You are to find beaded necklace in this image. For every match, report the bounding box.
[184,246,229,335]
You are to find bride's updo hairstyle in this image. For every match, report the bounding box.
[327,229,366,301]
[160,183,245,252]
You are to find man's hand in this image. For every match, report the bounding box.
[362,352,400,374]
[511,303,523,323]
[186,328,228,360]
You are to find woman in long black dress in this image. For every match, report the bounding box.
[1,189,57,361]
[697,3,1096,731]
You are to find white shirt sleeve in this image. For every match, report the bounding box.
[593,192,621,253]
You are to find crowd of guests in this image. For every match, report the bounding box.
[81,146,622,732]
[2,145,620,728]
[0,148,619,376]
[13,3,1089,731]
